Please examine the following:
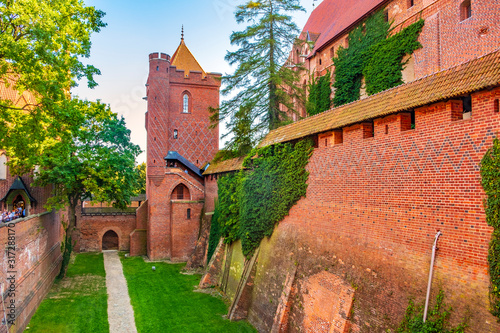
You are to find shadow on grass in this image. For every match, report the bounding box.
[26,253,109,333]
[120,254,256,333]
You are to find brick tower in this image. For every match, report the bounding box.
[144,33,221,260]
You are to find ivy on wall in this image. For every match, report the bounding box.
[206,139,314,259]
[332,10,390,107]
[332,10,424,107]
[480,137,500,319]
[363,19,424,95]
[306,71,332,116]
[207,199,221,264]
[240,139,313,257]
[218,171,243,244]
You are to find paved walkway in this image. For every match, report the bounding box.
[103,251,138,333]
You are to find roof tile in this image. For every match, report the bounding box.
[260,49,500,147]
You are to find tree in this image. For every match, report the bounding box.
[212,0,305,143]
[0,0,106,173]
[135,162,146,195]
[35,100,141,276]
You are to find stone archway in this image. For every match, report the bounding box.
[102,230,119,250]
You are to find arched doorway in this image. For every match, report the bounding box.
[102,230,119,250]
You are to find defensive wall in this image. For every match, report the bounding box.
[0,211,63,333]
[200,50,500,332]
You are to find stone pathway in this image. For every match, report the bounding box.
[103,250,138,333]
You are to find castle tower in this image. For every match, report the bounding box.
[144,35,221,260]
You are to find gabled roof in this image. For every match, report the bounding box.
[0,76,37,109]
[302,0,385,56]
[0,176,37,203]
[171,39,206,77]
[164,151,203,177]
[203,156,246,176]
[260,48,500,147]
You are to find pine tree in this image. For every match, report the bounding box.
[212,0,305,142]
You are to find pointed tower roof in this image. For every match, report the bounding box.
[170,31,206,78]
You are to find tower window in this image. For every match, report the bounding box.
[187,208,191,219]
[408,0,414,8]
[183,94,189,113]
[460,0,471,21]
[173,129,178,139]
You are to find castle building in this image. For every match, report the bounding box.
[142,36,221,261]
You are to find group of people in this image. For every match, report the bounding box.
[0,207,25,223]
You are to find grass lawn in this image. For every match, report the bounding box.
[26,253,109,333]
[120,255,256,333]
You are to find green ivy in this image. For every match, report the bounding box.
[480,136,500,318]
[306,71,332,116]
[332,10,424,107]
[332,10,390,107]
[218,171,243,243]
[210,139,313,258]
[206,199,221,264]
[364,19,424,95]
[397,290,467,333]
[239,139,313,257]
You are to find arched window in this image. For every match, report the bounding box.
[172,184,190,200]
[460,0,471,21]
[173,129,178,139]
[183,94,189,113]
[0,154,6,180]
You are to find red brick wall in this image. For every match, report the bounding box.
[291,0,500,109]
[78,213,136,252]
[147,169,205,260]
[208,87,500,331]
[0,211,63,333]
[145,53,220,180]
[204,175,219,213]
[171,201,203,261]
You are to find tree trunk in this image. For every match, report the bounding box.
[58,197,78,278]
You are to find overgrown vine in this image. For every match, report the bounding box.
[480,136,500,319]
[397,290,468,333]
[332,9,424,107]
[206,139,314,258]
[207,199,221,264]
[306,71,332,116]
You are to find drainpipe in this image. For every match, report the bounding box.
[423,231,442,322]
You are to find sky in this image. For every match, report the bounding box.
[72,0,321,163]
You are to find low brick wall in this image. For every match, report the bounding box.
[78,213,136,252]
[0,211,63,333]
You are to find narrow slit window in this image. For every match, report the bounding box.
[173,129,178,139]
[408,0,414,8]
[183,94,189,113]
[187,208,191,219]
[460,0,471,21]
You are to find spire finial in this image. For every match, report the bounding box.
[181,25,184,41]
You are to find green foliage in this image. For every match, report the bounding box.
[480,136,500,318]
[332,11,424,107]
[332,10,390,107]
[306,71,332,116]
[213,0,305,142]
[0,0,106,170]
[397,290,467,333]
[120,255,256,332]
[364,19,424,95]
[218,172,244,243]
[207,199,221,264]
[135,162,147,195]
[35,100,141,277]
[218,103,256,161]
[28,253,109,333]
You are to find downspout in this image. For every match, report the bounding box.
[423,231,442,322]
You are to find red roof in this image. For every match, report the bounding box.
[303,0,385,55]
